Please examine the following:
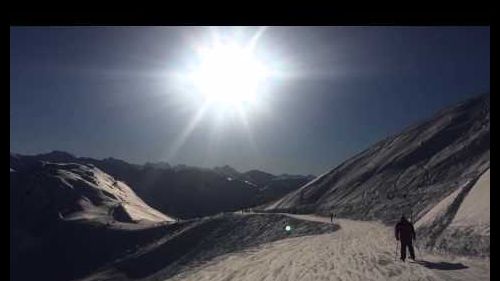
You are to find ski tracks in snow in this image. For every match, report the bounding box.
[165,214,489,281]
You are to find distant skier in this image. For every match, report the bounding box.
[330,212,334,223]
[395,215,416,262]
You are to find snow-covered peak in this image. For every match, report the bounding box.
[11,160,174,225]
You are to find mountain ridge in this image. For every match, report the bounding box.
[264,93,489,256]
[11,151,313,219]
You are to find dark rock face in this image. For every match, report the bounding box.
[112,205,135,223]
[267,94,489,233]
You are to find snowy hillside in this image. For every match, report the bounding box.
[450,169,489,233]
[10,159,173,224]
[80,213,339,281]
[80,214,489,281]
[12,152,312,218]
[264,94,489,256]
[416,169,490,256]
[10,158,175,281]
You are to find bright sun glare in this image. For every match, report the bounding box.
[188,29,270,108]
[166,27,279,160]
[192,44,267,105]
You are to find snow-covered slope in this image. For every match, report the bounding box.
[81,214,489,281]
[415,169,490,256]
[79,213,339,281]
[10,158,175,281]
[10,160,173,224]
[167,217,489,281]
[450,169,489,234]
[265,94,489,255]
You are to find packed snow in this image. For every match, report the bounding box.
[165,214,489,281]
[80,213,490,281]
[449,169,489,234]
[414,184,465,230]
[414,168,490,256]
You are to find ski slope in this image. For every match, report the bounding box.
[166,214,489,281]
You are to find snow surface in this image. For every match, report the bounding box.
[414,184,465,229]
[78,213,338,281]
[78,213,489,281]
[54,163,174,223]
[165,214,489,281]
[11,161,174,225]
[414,168,490,256]
[449,169,490,235]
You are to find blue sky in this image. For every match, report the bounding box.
[10,26,490,175]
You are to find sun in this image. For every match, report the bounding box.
[164,27,282,160]
[189,40,269,107]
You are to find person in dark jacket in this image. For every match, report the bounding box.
[395,215,416,262]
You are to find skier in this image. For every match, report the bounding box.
[330,212,334,223]
[395,215,416,262]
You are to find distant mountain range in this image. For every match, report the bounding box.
[264,94,490,256]
[11,151,314,219]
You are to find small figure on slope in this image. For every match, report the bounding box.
[395,215,416,262]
